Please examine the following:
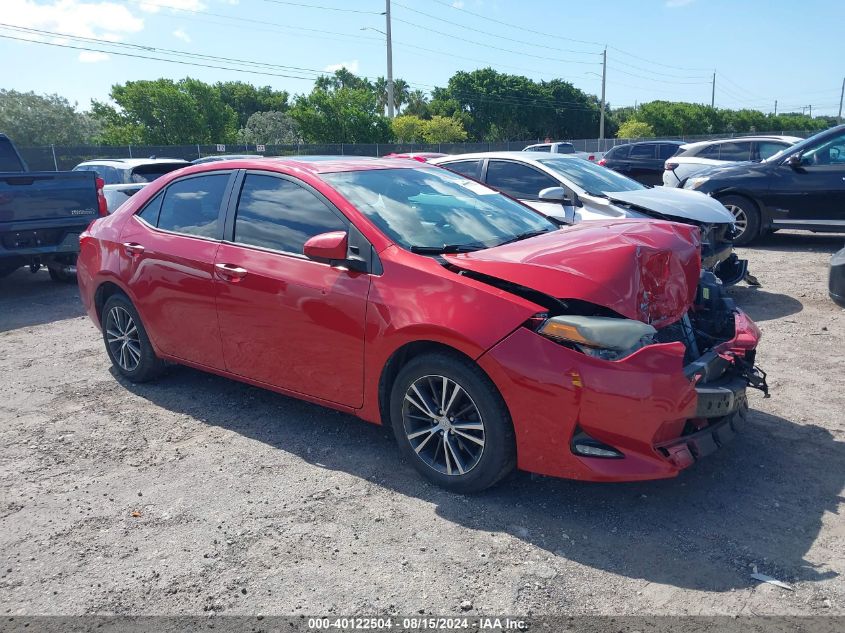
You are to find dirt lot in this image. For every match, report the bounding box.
[0,231,843,617]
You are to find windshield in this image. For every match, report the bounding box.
[322,167,558,251]
[130,163,188,183]
[537,156,645,195]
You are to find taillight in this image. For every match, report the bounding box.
[95,177,108,216]
[665,162,679,171]
[598,158,607,166]
[587,154,595,161]
[412,156,428,162]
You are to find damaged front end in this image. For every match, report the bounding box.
[455,221,768,480]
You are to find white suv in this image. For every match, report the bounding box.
[662,136,801,187]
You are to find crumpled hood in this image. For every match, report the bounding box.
[604,187,734,224]
[444,220,701,328]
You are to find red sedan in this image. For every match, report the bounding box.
[77,157,767,492]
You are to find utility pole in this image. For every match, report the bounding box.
[711,71,715,108]
[599,47,606,140]
[774,100,777,115]
[839,77,845,124]
[809,104,812,118]
[385,0,395,118]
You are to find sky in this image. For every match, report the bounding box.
[2,0,844,117]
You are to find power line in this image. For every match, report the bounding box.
[391,1,599,57]
[0,32,320,81]
[123,0,596,84]
[426,0,603,48]
[390,16,601,66]
[260,0,382,14]
[0,24,607,113]
[607,65,711,85]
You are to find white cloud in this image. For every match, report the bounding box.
[665,0,694,6]
[172,28,191,42]
[139,0,206,13]
[323,60,360,73]
[4,1,144,42]
[78,50,110,62]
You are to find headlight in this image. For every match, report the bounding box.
[535,315,657,360]
[685,176,710,190]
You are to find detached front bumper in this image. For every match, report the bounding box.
[477,309,762,482]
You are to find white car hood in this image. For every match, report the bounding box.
[603,187,734,224]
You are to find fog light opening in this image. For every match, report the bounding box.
[571,432,624,459]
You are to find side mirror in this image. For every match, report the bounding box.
[786,153,803,170]
[539,186,572,204]
[303,231,348,262]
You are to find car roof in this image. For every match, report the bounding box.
[430,150,580,164]
[679,135,803,151]
[76,158,190,167]
[185,155,424,175]
[614,140,684,148]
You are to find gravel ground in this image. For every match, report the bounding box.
[0,230,843,617]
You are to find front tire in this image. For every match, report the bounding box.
[719,195,761,246]
[389,352,516,493]
[101,293,165,382]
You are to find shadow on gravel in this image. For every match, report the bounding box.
[743,231,844,254]
[120,366,845,594]
[728,286,803,322]
[0,268,84,332]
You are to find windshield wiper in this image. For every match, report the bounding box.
[494,229,555,247]
[409,243,484,254]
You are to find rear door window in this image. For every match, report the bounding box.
[156,173,230,238]
[756,141,789,160]
[233,174,347,255]
[718,142,752,161]
[485,160,559,199]
[629,144,656,160]
[440,159,481,179]
[658,144,680,159]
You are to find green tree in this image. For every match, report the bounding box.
[432,68,600,141]
[292,86,392,143]
[237,111,301,145]
[216,82,289,128]
[421,116,468,143]
[403,89,430,118]
[0,90,101,146]
[617,119,655,139]
[95,78,238,144]
[392,115,426,142]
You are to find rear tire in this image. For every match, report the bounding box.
[101,293,165,383]
[389,351,516,493]
[718,195,760,246]
[48,267,76,283]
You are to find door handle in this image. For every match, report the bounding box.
[122,242,144,256]
[214,263,248,281]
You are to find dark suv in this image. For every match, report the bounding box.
[599,140,684,185]
[685,124,845,245]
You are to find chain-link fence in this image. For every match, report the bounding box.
[18,131,814,171]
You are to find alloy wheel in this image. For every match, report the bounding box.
[725,204,749,239]
[105,306,141,372]
[402,374,485,476]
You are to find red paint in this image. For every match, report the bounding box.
[445,220,702,328]
[77,157,762,484]
[302,230,348,261]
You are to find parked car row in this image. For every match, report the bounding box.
[429,152,747,285]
